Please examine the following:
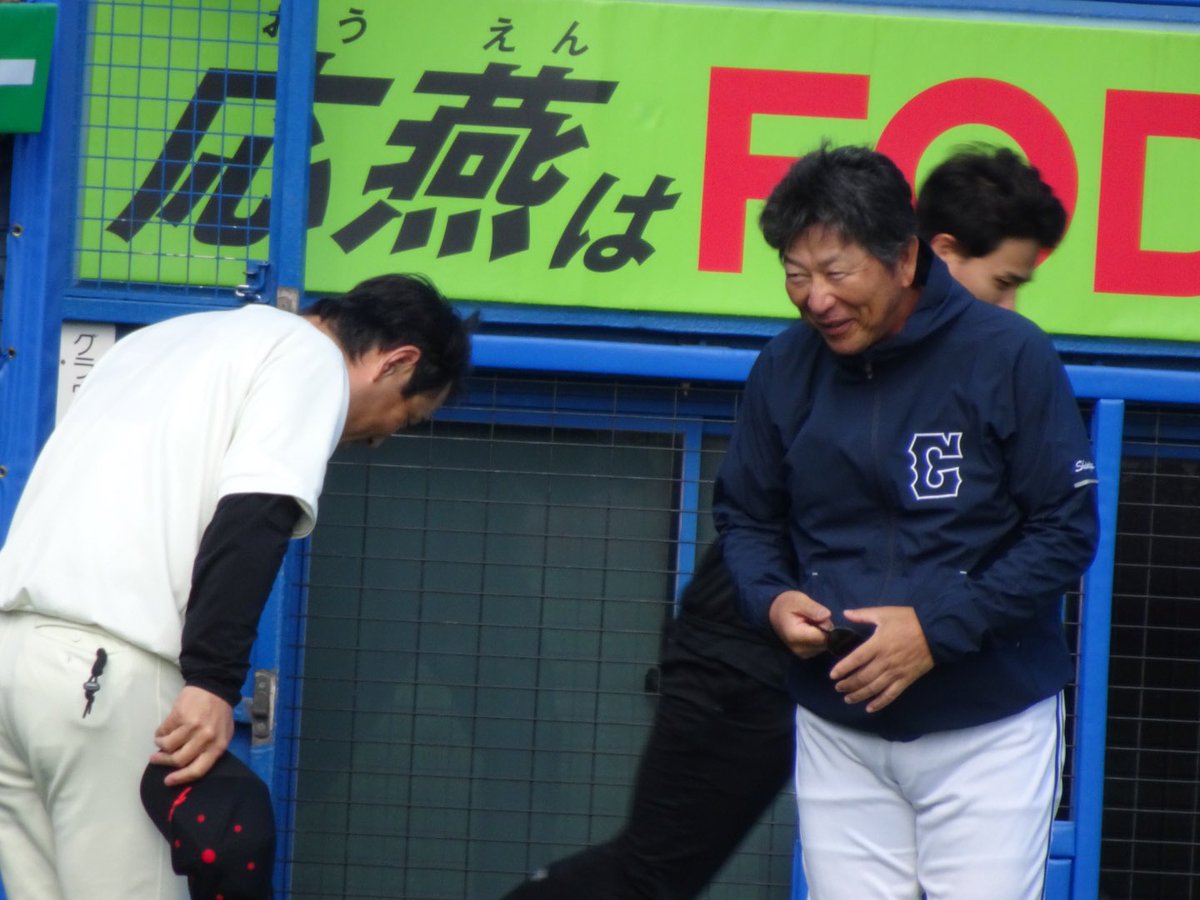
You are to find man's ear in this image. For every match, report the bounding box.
[928,233,964,264]
[377,344,421,382]
[898,235,920,288]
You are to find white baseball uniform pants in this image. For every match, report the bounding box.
[0,611,189,900]
[794,694,1063,900]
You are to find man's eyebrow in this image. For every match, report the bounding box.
[783,251,844,269]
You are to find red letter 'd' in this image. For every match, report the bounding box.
[1096,90,1200,296]
[699,69,869,273]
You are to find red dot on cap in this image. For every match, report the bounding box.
[247,861,256,871]
[197,814,206,823]
[174,840,181,849]
[234,824,243,833]
[201,848,216,864]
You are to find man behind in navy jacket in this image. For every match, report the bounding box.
[714,144,1098,900]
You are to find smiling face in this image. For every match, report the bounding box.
[340,344,450,447]
[931,233,1041,311]
[783,226,921,356]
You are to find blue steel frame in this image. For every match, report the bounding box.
[244,0,319,883]
[0,0,86,540]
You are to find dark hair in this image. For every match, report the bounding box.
[307,273,474,397]
[916,145,1067,256]
[759,143,916,267]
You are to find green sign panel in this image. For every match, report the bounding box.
[78,0,277,289]
[80,0,1200,341]
[0,3,56,133]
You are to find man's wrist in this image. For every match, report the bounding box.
[181,677,241,708]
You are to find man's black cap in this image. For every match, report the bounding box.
[140,752,275,900]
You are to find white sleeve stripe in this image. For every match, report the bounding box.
[1074,478,1100,488]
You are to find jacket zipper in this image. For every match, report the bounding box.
[868,358,897,599]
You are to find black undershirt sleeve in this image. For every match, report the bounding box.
[180,492,302,707]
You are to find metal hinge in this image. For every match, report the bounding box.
[248,669,277,745]
[234,261,270,303]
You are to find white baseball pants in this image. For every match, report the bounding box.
[794,694,1063,900]
[0,611,189,900]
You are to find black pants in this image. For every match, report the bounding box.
[499,633,796,900]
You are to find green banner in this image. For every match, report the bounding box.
[0,3,56,133]
[81,0,1200,341]
[79,1,277,289]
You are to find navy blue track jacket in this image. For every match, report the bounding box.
[713,255,1100,741]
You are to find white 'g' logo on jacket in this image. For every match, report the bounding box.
[907,432,963,500]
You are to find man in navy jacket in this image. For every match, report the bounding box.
[714,145,1098,899]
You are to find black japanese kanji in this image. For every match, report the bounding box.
[107,54,393,247]
[331,63,617,260]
